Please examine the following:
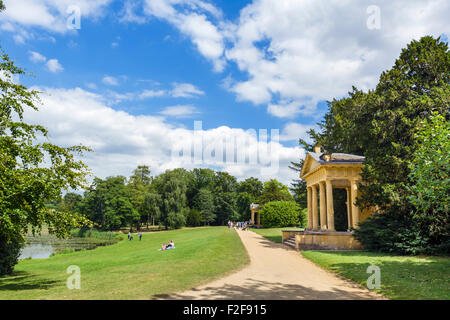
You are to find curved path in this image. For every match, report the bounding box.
[163,228,385,300]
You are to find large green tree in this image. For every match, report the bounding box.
[194,188,215,225]
[212,172,238,224]
[0,48,91,273]
[236,177,263,220]
[81,176,139,230]
[127,165,152,229]
[258,179,294,205]
[303,36,449,253]
[408,112,449,248]
[153,169,189,229]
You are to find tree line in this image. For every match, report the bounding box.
[52,166,298,231]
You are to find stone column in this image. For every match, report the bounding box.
[350,179,360,229]
[345,187,352,231]
[319,182,327,230]
[311,185,319,230]
[257,211,261,227]
[251,210,255,225]
[307,187,313,229]
[326,180,335,231]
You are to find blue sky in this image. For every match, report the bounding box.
[0,0,448,185]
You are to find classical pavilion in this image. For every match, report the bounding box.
[282,146,371,250]
[250,203,261,228]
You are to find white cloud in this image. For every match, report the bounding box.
[133,0,450,118]
[85,83,98,90]
[143,0,227,71]
[0,0,113,33]
[158,105,199,118]
[46,59,64,73]
[138,89,166,99]
[170,82,204,98]
[102,75,119,86]
[119,0,148,24]
[29,51,47,63]
[279,122,316,143]
[23,87,303,186]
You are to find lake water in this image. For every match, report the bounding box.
[19,235,119,260]
[19,244,55,260]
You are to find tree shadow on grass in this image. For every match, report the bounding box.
[0,271,59,291]
[153,278,381,300]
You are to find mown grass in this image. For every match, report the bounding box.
[0,227,249,300]
[301,251,450,300]
[250,227,304,243]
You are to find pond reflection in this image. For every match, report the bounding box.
[19,244,55,260]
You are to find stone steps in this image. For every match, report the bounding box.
[283,236,296,248]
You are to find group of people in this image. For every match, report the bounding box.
[228,220,251,231]
[128,231,143,241]
[126,230,175,252]
[159,240,175,251]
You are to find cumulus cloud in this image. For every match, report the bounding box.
[0,0,112,33]
[170,82,205,98]
[46,59,64,73]
[23,87,302,185]
[143,0,227,71]
[138,89,166,99]
[102,75,120,86]
[29,51,47,63]
[279,122,317,143]
[130,0,450,118]
[158,105,199,118]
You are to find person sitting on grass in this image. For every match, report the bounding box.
[166,240,175,249]
[159,243,167,251]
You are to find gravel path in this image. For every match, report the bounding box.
[163,228,385,300]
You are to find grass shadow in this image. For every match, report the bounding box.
[154,278,380,300]
[0,271,60,291]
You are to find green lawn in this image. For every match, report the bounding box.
[250,227,303,243]
[301,251,450,300]
[0,226,249,299]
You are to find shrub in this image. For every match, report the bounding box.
[353,212,450,255]
[0,236,23,275]
[260,201,300,228]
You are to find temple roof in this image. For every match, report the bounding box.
[300,151,365,179]
[308,152,365,163]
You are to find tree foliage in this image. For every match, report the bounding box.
[0,51,91,244]
[260,201,301,228]
[258,179,294,205]
[301,36,449,254]
[408,112,450,248]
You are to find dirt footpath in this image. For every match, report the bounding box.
[166,228,385,300]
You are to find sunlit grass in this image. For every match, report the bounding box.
[302,251,450,300]
[0,227,249,300]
